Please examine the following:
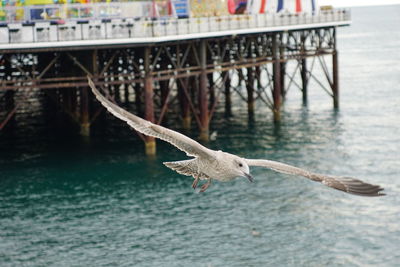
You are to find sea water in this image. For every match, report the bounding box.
[0,5,399,267]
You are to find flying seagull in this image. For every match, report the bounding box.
[87,77,384,196]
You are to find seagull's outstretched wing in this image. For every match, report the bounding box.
[245,159,385,196]
[88,77,214,158]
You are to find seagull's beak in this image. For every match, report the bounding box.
[244,173,254,183]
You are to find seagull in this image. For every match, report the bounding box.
[88,77,385,197]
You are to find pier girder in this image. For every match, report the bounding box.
[0,26,341,154]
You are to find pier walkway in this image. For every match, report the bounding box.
[0,9,350,50]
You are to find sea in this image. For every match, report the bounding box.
[0,5,399,267]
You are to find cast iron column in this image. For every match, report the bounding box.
[144,46,156,155]
[332,28,339,109]
[246,67,255,115]
[198,40,209,141]
[272,33,281,121]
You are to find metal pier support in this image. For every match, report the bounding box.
[280,43,286,99]
[80,87,90,136]
[332,28,339,109]
[144,47,156,155]
[332,50,339,109]
[198,40,209,141]
[0,24,347,151]
[272,34,282,122]
[300,32,308,104]
[246,67,255,115]
[301,58,308,104]
[80,50,98,136]
[224,71,232,117]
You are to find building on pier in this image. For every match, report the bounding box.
[0,0,322,23]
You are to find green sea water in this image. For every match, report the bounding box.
[1,5,399,267]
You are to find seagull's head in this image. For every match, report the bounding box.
[231,157,253,183]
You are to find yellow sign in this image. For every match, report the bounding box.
[190,0,228,17]
[25,0,54,5]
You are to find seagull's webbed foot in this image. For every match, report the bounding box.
[199,179,212,193]
[192,177,200,189]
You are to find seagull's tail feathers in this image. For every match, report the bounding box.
[163,159,209,180]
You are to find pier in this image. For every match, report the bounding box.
[0,8,350,155]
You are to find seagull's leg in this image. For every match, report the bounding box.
[192,165,201,190]
[192,175,200,190]
[200,178,212,193]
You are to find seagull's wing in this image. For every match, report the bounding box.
[245,159,385,197]
[88,77,214,158]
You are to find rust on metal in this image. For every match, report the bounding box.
[272,33,281,122]
[0,26,341,154]
[198,40,209,142]
[143,46,156,155]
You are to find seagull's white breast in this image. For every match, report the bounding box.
[197,151,238,182]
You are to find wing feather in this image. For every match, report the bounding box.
[163,159,210,180]
[88,77,213,158]
[246,159,385,197]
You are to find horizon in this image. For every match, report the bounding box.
[319,0,400,7]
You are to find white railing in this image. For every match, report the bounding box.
[0,9,351,44]
[0,2,152,23]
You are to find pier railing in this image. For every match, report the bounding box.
[0,2,152,23]
[0,9,350,45]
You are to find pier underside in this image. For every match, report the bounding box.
[0,27,339,155]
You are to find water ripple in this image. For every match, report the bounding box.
[1,5,400,267]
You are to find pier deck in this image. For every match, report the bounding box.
[0,10,350,51]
